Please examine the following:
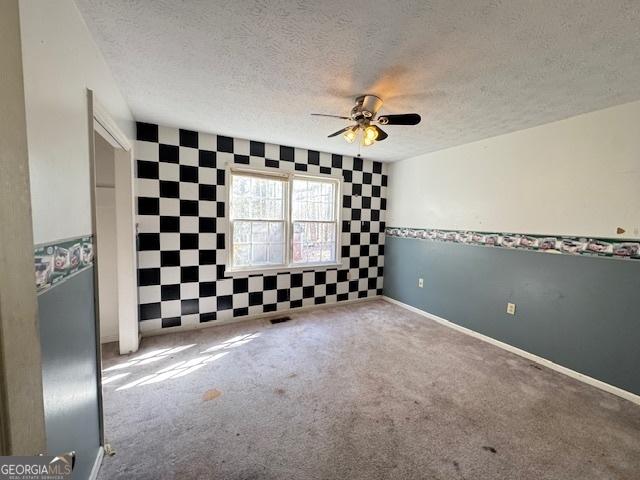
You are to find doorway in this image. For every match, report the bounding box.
[86,92,140,478]
[90,93,139,357]
[94,133,119,344]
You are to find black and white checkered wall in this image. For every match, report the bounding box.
[134,122,387,332]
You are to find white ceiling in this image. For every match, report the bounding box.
[76,0,640,162]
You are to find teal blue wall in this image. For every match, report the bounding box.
[383,236,640,396]
[38,268,101,479]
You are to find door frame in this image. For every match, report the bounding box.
[89,90,140,356]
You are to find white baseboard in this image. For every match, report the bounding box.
[382,296,640,406]
[100,334,118,344]
[140,295,381,338]
[88,446,104,480]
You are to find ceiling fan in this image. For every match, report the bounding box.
[311,94,421,146]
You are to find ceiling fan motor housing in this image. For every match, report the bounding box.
[353,94,383,120]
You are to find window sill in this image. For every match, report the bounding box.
[224,262,342,277]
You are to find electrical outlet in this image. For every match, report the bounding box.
[418,278,424,288]
[506,302,516,315]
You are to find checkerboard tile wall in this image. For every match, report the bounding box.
[135,122,387,331]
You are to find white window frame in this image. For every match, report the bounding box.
[225,165,342,275]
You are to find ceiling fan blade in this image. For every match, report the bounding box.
[311,113,351,120]
[377,113,421,125]
[327,126,352,138]
[373,125,388,141]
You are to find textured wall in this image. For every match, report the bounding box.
[383,236,640,396]
[135,123,387,332]
[19,0,134,244]
[387,100,640,239]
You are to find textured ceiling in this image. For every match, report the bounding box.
[75,0,640,162]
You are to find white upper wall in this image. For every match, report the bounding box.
[387,100,640,239]
[19,0,134,244]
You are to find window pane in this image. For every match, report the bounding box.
[268,244,284,264]
[307,243,322,262]
[233,221,251,243]
[322,223,334,242]
[233,244,251,266]
[251,244,267,264]
[267,199,282,219]
[251,221,268,243]
[321,243,335,262]
[292,179,335,221]
[231,174,284,220]
[232,176,250,196]
[234,194,251,219]
[231,219,285,268]
[269,222,283,243]
[292,221,336,264]
[292,242,303,263]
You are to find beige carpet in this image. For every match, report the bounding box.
[99,299,640,479]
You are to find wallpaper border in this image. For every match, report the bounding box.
[34,235,95,295]
[385,227,640,260]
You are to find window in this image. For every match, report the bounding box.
[228,168,340,271]
[291,178,337,264]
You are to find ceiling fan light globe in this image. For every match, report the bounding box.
[364,125,379,141]
[343,129,357,143]
[362,136,375,147]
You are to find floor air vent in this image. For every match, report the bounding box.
[270,316,292,325]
